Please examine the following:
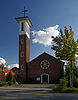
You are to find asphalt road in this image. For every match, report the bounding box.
[0,85,78,100]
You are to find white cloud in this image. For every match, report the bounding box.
[7,64,19,69]
[0,57,6,65]
[75,54,78,58]
[75,54,78,67]
[75,60,78,67]
[75,58,78,67]
[32,25,59,46]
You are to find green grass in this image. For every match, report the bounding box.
[62,87,78,93]
[0,81,19,86]
[53,86,78,93]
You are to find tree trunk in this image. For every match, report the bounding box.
[70,60,73,88]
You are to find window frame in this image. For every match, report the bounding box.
[40,60,50,69]
[21,22,24,31]
[21,52,24,57]
[21,65,24,70]
[21,39,24,44]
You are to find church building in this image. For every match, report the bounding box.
[16,7,64,84]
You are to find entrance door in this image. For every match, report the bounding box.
[42,75,48,83]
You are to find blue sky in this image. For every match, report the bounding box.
[0,0,78,66]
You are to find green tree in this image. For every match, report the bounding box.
[13,77,16,84]
[0,64,4,70]
[65,65,78,87]
[52,26,78,87]
[7,72,13,82]
[14,74,19,82]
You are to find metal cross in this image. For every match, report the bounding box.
[22,6,28,17]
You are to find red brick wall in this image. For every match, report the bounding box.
[28,53,64,83]
[19,34,30,81]
[26,35,30,62]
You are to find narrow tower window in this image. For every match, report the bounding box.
[21,39,24,44]
[21,22,24,31]
[21,52,24,57]
[21,65,24,70]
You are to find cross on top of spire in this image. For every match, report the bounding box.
[22,6,28,17]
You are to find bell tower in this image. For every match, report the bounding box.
[16,7,32,81]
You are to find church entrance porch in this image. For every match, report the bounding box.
[41,74,49,84]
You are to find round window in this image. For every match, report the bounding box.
[40,60,50,69]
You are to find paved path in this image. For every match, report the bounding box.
[0,84,78,100]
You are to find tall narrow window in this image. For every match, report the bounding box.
[21,39,24,44]
[21,65,24,70]
[21,22,24,31]
[21,52,24,57]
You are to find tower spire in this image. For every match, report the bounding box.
[22,6,28,17]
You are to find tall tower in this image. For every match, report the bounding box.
[16,7,32,81]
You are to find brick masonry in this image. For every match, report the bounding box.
[18,35,64,83]
[27,52,64,83]
[17,17,64,83]
[18,34,64,83]
[19,34,30,81]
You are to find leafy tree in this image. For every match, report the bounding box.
[65,64,78,87]
[14,74,19,82]
[7,72,13,82]
[0,64,4,70]
[52,26,78,87]
[13,77,16,84]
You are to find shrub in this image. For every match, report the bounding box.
[62,87,78,93]
[73,75,78,88]
[7,72,13,82]
[0,82,8,86]
[59,79,68,87]
[53,86,78,93]
[0,82,3,86]
[13,77,16,84]
[14,74,19,82]
[8,81,13,85]
[53,86,63,92]
[15,82,18,85]
[18,81,21,84]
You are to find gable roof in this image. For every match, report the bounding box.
[29,52,64,64]
[11,67,18,70]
